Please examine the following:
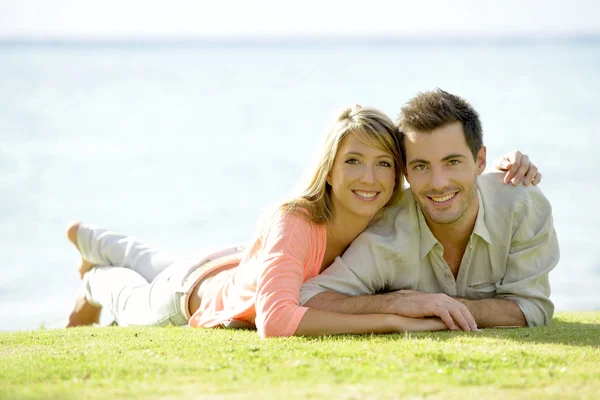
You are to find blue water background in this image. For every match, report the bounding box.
[0,39,598,330]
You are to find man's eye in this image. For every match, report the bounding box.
[413,164,427,171]
[448,159,460,166]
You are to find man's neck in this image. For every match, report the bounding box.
[428,215,476,249]
[426,196,480,275]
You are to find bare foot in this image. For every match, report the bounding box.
[66,220,95,279]
[66,290,102,327]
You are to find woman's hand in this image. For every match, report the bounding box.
[493,150,542,186]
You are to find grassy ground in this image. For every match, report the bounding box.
[1,312,599,400]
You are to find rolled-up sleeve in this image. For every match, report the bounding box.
[496,187,560,326]
[300,232,398,305]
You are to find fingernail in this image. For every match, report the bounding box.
[523,179,529,186]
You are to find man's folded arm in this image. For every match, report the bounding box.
[456,298,526,328]
[304,291,401,315]
[301,235,479,332]
[464,187,559,327]
[300,232,393,306]
[305,290,479,331]
[300,235,425,315]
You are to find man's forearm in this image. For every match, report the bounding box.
[458,298,526,328]
[304,292,395,315]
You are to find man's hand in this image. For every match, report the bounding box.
[493,150,542,186]
[386,290,479,331]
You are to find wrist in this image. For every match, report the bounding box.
[455,297,470,306]
[384,314,404,332]
[379,292,403,315]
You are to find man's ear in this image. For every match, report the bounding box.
[476,146,487,175]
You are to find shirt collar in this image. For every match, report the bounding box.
[416,205,438,260]
[416,189,492,260]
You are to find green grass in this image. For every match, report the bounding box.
[1,312,599,399]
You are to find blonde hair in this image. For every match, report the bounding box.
[281,105,404,224]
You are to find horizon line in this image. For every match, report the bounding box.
[1,33,599,46]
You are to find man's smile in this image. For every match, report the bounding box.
[426,191,458,204]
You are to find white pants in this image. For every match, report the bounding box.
[78,224,241,327]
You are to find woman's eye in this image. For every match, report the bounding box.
[345,158,360,164]
[378,161,392,168]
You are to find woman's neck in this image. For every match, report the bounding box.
[322,212,371,271]
[329,213,371,246]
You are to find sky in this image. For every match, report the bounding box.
[0,0,599,40]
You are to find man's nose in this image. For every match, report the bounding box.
[430,167,449,190]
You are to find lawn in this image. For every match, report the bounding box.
[1,312,598,399]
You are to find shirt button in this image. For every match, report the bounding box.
[445,273,452,278]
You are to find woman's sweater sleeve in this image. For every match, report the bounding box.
[253,213,322,338]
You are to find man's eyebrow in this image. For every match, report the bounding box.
[408,158,430,165]
[441,153,468,162]
[408,154,468,165]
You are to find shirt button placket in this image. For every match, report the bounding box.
[433,246,456,295]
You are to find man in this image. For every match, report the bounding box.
[300,89,559,331]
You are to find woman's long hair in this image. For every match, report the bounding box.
[281,105,404,224]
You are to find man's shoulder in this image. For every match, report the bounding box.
[365,190,420,240]
[341,189,421,263]
[478,172,552,219]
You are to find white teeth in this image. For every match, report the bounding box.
[430,193,456,203]
[354,191,377,198]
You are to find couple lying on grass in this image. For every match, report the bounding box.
[66,89,558,338]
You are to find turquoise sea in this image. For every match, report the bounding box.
[0,39,598,330]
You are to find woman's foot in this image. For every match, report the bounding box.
[65,290,102,327]
[66,221,95,279]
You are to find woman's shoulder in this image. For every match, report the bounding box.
[268,207,323,235]
[245,206,327,269]
[254,206,324,251]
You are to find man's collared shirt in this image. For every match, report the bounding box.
[299,172,560,326]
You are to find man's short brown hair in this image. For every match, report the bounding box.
[397,89,483,163]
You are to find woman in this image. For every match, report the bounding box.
[66,105,539,337]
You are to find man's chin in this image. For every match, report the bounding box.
[422,209,462,226]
